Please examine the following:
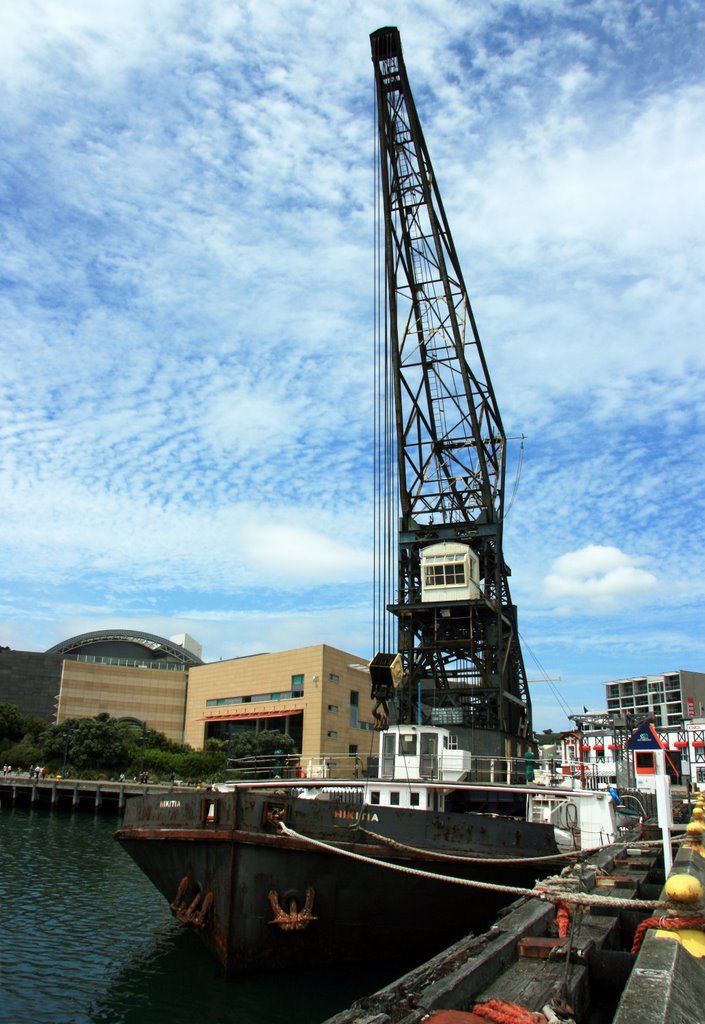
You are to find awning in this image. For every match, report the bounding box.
[198,709,304,722]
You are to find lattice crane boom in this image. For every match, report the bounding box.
[370,27,532,750]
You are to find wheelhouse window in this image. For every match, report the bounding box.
[399,733,417,757]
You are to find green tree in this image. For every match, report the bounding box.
[227,729,297,778]
[229,729,296,760]
[42,715,130,771]
[0,703,25,743]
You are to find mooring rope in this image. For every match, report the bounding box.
[356,826,589,864]
[276,821,666,911]
[353,825,685,864]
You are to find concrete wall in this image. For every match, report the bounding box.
[0,648,63,722]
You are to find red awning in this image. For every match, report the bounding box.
[198,708,304,722]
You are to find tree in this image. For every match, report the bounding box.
[227,730,297,778]
[0,703,24,743]
[228,729,296,760]
[42,716,130,771]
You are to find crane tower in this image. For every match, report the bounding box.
[370,27,532,754]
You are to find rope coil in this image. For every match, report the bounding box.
[631,914,705,953]
[470,999,546,1024]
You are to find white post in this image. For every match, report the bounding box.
[654,773,673,876]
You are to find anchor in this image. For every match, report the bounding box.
[268,887,317,931]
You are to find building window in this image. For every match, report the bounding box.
[410,792,420,807]
[292,674,304,688]
[349,690,359,729]
[329,673,339,683]
[327,731,337,739]
[205,691,306,708]
[390,792,400,806]
[370,791,380,805]
[348,744,358,755]
[327,705,338,713]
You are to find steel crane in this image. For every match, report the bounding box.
[369,27,532,755]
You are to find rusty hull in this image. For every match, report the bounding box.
[115,786,561,974]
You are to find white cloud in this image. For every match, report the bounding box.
[1,0,704,730]
[544,545,658,611]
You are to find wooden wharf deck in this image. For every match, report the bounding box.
[323,828,705,1024]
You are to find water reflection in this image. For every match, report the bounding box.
[2,806,406,1024]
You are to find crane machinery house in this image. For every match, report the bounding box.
[421,542,480,603]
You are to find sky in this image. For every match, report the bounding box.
[1,0,704,732]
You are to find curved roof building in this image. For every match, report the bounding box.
[47,629,203,667]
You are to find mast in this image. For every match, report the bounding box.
[369,27,532,754]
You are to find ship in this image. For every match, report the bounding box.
[117,26,608,974]
[115,722,627,973]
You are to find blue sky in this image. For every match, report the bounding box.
[1,0,704,731]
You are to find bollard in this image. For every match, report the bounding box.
[652,873,705,957]
[685,819,705,858]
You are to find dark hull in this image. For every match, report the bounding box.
[115,786,563,974]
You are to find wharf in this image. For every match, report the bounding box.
[323,816,705,1024]
[0,773,186,813]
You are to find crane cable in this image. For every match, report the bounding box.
[372,72,397,654]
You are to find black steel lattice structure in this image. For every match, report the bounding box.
[370,27,531,749]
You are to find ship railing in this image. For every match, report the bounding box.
[225,751,367,783]
[466,755,557,786]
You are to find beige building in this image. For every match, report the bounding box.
[12,630,379,768]
[57,658,189,744]
[185,644,378,772]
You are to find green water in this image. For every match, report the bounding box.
[0,806,403,1023]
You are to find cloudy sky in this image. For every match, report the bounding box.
[2,0,704,730]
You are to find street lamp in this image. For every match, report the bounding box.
[62,722,73,776]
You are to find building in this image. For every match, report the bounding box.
[1,632,377,770]
[0,647,63,723]
[605,670,705,728]
[562,670,705,790]
[185,644,377,775]
[1,630,202,745]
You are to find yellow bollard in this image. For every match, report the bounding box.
[685,819,705,858]
[654,874,705,956]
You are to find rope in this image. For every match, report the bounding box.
[555,900,571,938]
[357,826,616,865]
[631,914,705,953]
[276,822,666,912]
[470,999,546,1024]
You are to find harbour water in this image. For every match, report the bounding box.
[1,805,407,1024]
